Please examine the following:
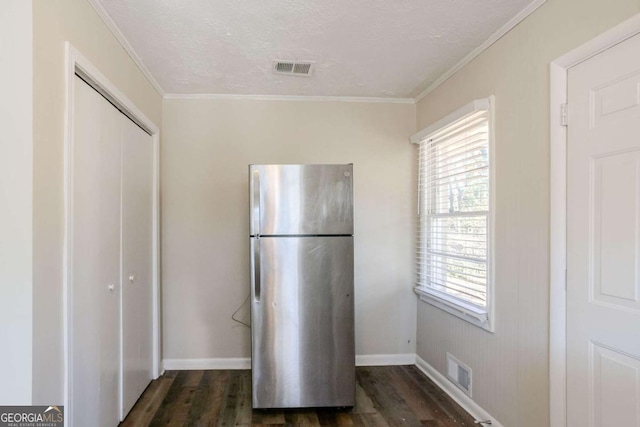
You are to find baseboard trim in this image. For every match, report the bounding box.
[163,358,251,370]
[162,354,417,370]
[356,353,416,366]
[414,355,504,427]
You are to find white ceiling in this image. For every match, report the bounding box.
[96,0,537,98]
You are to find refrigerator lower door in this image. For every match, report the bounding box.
[251,236,355,409]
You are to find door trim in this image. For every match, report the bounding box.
[549,13,640,427]
[63,42,162,427]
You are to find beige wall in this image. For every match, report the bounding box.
[415,0,640,425]
[32,0,162,403]
[162,98,416,361]
[1,0,33,405]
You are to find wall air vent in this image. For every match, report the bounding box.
[447,353,472,396]
[273,61,315,77]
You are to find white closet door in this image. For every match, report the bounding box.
[567,33,640,426]
[72,76,121,427]
[120,114,154,418]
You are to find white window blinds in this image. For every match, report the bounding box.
[417,109,490,312]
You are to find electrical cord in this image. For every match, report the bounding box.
[231,293,251,328]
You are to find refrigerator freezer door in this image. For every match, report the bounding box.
[249,164,353,236]
[251,236,355,408]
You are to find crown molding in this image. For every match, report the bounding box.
[413,0,547,103]
[85,0,165,96]
[164,93,416,104]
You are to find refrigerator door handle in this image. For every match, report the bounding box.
[253,238,261,302]
[252,169,261,302]
[252,169,261,238]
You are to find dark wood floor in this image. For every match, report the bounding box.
[120,366,476,426]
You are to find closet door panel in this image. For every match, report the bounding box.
[71,76,121,427]
[120,115,154,418]
[97,96,123,427]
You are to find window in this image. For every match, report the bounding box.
[411,97,494,332]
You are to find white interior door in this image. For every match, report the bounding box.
[120,115,154,418]
[567,33,640,426]
[72,76,121,427]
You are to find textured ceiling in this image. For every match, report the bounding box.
[97,0,535,98]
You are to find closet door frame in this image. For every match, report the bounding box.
[62,43,161,427]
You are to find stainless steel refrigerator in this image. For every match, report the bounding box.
[249,164,355,409]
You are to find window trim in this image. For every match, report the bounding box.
[411,96,496,333]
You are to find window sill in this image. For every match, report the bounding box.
[414,286,493,333]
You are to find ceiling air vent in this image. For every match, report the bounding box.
[273,61,314,77]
